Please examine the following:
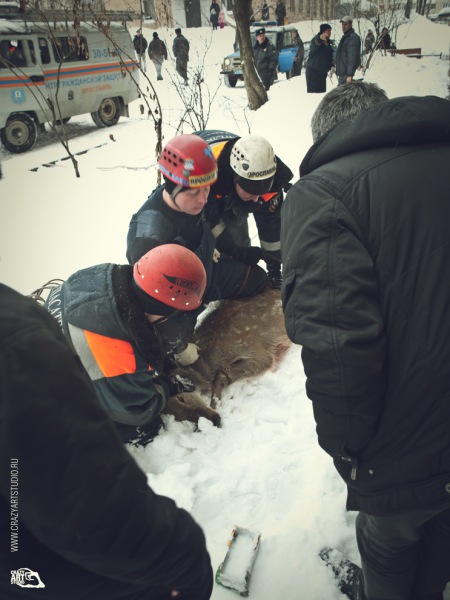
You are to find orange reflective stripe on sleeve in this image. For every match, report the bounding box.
[84,330,137,378]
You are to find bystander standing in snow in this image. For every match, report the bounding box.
[282,81,450,599]
[133,28,148,70]
[148,31,167,81]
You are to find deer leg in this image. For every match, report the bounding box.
[211,369,232,408]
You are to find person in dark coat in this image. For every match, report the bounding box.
[261,1,269,20]
[292,29,305,76]
[195,129,293,290]
[335,15,361,84]
[127,134,268,355]
[305,23,334,93]
[210,2,220,30]
[172,27,190,84]
[133,28,148,70]
[253,27,278,91]
[281,81,450,599]
[379,27,391,53]
[43,245,207,446]
[0,283,213,600]
[148,31,167,80]
[364,28,375,54]
[275,0,286,25]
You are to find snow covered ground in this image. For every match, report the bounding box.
[1,14,449,599]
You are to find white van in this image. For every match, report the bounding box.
[0,11,140,153]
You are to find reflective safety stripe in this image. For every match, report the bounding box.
[84,330,137,377]
[260,239,281,251]
[211,220,226,238]
[69,324,104,381]
[69,324,151,380]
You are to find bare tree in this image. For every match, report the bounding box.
[231,0,268,110]
[0,0,163,176]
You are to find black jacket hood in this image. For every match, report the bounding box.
[300,95,450,177]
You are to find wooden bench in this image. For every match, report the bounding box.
[388,47,422,58]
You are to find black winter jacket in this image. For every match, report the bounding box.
[133,34,148,55]
[0,284,213,599]
[44,264,170,430]
[281,96,450,516]
[306,33,334,75]
[335,27,361,78]
[195,129,293,268]
[253,37,278,89]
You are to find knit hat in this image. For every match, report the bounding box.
[131,279,176,316]
[163,175,188,200]
[234,174,273,196]
[175,27,181,34]
[153,32,159,38]
[319,23,332,33]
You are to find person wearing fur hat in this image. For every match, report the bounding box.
[305,23,334,93]
[253,27,278,91]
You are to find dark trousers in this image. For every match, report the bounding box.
[176,59,188,81]
[306,68,327,93]
[356,506,450,599]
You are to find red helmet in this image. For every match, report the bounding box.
[133,245,207,312]
[158,134,218,189]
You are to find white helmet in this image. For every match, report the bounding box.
[230,135,277,195]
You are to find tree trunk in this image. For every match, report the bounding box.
[404,0,412,18]
[231,0,267,110]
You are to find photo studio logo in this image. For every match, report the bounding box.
[11,568,45,588]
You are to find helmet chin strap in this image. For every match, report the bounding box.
[170,185,185,208]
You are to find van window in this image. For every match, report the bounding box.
[0,39,27,68]
[38,38,51,64]
[51,36,89,63]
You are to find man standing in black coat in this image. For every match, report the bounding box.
[0,284,213,600]
[305,23,334,93]
[253,27,278,91]
[173,27,190,84]
[335,15,361,84]
[275,0,286,25]
[148,31,168,80]
[210,2,220,30]
[281,82,450,599]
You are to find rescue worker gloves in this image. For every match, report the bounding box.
[174,342,200,367]
[232,246,264,266]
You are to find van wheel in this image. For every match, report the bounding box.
[91,98,121,127]
[0,113,37,153]
[224,75,237,88]
[55,117,71,125]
